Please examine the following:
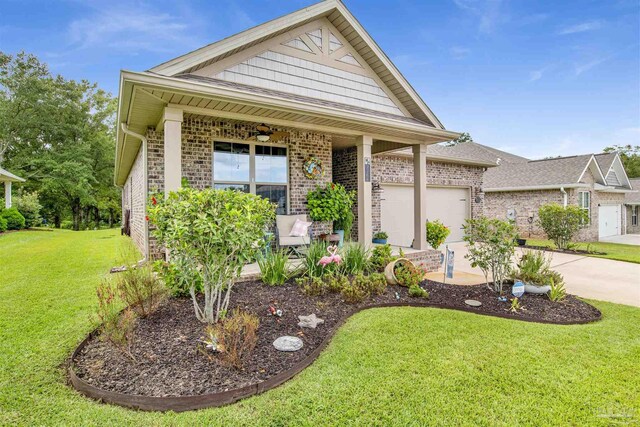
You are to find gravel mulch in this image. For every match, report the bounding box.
[72,279,601,397]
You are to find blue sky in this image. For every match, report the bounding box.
[1,0,638,159]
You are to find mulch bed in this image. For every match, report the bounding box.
[72,279,601,399]
[522,244,606,256]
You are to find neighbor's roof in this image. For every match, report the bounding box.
[594,152,617,173]
[0,167,25,183]
[626,179,640,204]
[484,154,601,191]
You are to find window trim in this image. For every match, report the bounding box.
[632,205,638,227]
[212,138,290,214]
[578,191,591,225]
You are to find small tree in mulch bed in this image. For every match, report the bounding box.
[538,204,588,250]
[463,217,518,294]
[148,188,275,324]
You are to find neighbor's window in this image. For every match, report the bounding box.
[578,191,591,225]
[633,206,638,226]
[213,141,288,214]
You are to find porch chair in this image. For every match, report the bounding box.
[275,214,312,257]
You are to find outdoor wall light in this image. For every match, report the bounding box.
[256,134,270,142]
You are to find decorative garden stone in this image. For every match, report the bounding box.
[464,299,482,307]
[273,336,303,352]
[297,314,324,329]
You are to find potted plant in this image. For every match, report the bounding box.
[372,231,388,244]
[510,250,557,294]
[307,183,355,247]
[384,258,418,286]
[426,220,450,251]
[515,233,527,246]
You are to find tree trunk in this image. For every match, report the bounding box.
[54,215,61,229]
[108,208,114,228]
[72,199,81,231]
[94,206,100,229]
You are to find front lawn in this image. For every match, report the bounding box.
[1,229,639,425]
[525,238,640,264]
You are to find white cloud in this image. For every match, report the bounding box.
[528,65,554,82]
[574,57,609,75]
[450,46,471,59]
[67,3,204,54]
[557,20,603,35]
[452,0,508,34]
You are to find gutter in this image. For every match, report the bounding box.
[120,123,149,260]
[484,183,590,193]
[560,187,567,208]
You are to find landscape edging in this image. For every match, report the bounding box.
[68,301,601,412]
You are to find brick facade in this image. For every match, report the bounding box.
[121,146,146,254]
[626,205,640,234]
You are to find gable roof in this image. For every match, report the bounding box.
[626,179,640,204]
[148,0,443,128]
[484,154,607,191]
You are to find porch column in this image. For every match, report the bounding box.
[412,144,428,250]
[160,107,183,197]
[356,135,373,246]
[4,181,11,209]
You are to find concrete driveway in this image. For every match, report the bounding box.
[599,234,640,245]
[429,242,640,307]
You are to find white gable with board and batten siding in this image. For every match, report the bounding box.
[191,19,407,117]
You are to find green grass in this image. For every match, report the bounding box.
[1,229,639,426]
[525,238,640,264]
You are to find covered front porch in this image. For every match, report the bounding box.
[0,167,26,209]
[115,72,460,259]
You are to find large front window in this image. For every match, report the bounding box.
[578,191,591,225]
[213,141,288,214]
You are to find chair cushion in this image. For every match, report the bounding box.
[289,218,312,237]
[280,235,311,246]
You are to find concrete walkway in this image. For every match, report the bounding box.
[427,242,640,307]
[599,234,640,245]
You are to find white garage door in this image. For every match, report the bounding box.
[380,185,470,247]
[598,205,621,238]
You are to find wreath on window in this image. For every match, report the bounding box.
[303,156,325,180]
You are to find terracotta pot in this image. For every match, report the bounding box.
[384,258,416,286]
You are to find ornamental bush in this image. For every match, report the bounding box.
[538,204,587,250]
[14,190,42,228]
[426,220,450,250]
[148,188,275,324]
[1,207,26,230]
[463,217,518,294]
[306,183,356,237]
[0,216,7,232]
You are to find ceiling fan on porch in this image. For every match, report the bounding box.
[246,123,289,142]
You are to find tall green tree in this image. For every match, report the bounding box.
[445,132,474,147]
[0,51,119,229]
[603,145,640,178]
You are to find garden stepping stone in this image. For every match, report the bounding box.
[297,314,324,329]
[464,299,482,307]
[273,336,304,352]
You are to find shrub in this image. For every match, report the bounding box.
[340,243,370,275]
[298,276,327,296]
[538,204,588,250]
[153,259,203,297]
[257,249,290,286]
[115,264,166,318]
[325,273,349,293]
[214,309,259,369]
[548,277,567,302]
[463,217,517,294]
[341,279,369,304]
[356,272,387,296]
[148,188,275,323]
[0,216,6,232]
[95,280,136,359]
[1,207,25,230]
[373,231,388,240]
[61,220,74,230]
[14,190,42,227]
[408,285,429,298]
[426,220,450,250]
[395,263,425,288]
[369,244,395,272]
[307,183,356,237]
[511,250,563,288]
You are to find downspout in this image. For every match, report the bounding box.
[560,186,567,208]
[120,123,149,261]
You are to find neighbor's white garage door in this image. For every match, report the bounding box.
[380,185,470,247]
[598,205,621,238]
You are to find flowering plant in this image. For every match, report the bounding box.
[426,220,450,250]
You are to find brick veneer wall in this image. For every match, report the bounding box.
[331,150,486,241]
[142,117,333,258]
[626,205,640,234]
[122,146,146,255]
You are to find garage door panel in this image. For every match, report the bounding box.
[598,205,621,239]
[380,185,469,247]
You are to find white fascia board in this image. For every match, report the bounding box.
[120,71,460,139]
[578,155,606,184]
[484,184,590,193]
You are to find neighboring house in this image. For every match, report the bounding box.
[624,178,640,234]
[114,0,484,262]
[1,167,26,209]
[483,152,634,241]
